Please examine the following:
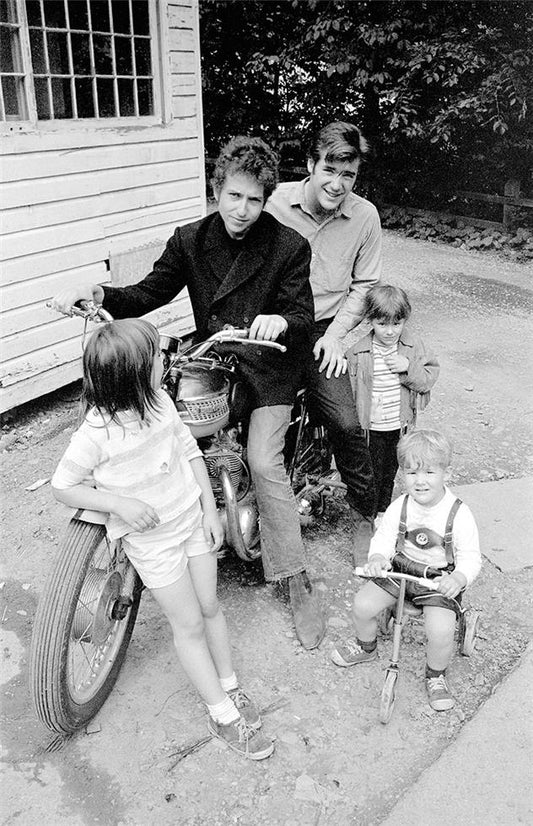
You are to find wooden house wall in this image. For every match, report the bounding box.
[0,0,205,413]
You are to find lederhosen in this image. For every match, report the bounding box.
[372,495,464,617]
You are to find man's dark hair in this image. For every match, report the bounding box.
[211,136,279,200]
[308,121,369,165]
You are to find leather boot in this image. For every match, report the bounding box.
[350,508,374,568]
[287,572,326,650]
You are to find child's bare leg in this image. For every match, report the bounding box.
[150,572,227,706]
[423,605,457,711]
[332,582,396,667]
[424,606,456,671]
[353,582,397,642]
[188,552,233,681]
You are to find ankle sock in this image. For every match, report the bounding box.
[426,666,446,679]
[207,695,239,725]
[357,637,377,653]
[219,673,239,693]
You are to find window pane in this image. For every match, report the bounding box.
[94,33,112,73]
[2,74,27,118]
[1,0,18,24]
[115,35,131,75]
[68,0,89,29]
[29,27,46,73]
[48,31,69,73]
[90,0,110,32]
[132,1,149,35]
[51,76,72,117]
[75,76,94,116]
[44,1,66,28]
[137,77,151,115]
[34,75,51,118]
[117,76,133,115]
[111,0,130,34]
[1,24,21,72]
[96,76,114,115]
[134,36,150,75]
[25,0,42,26]
[71,32,91,74]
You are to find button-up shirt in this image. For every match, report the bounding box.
[266,179,382,338]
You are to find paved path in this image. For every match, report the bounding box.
[382,641,533,826]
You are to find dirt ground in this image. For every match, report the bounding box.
[1,231,533,826]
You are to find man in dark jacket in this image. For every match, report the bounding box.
[51,136,325,650]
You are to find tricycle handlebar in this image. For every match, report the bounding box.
[354,567,440,591]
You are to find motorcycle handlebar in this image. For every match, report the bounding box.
[46,306,286,354]
[183,327,287,359]
[46,300,113,323]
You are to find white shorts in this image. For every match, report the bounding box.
[121,499,211,589]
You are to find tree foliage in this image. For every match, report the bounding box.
[200,1,532,209]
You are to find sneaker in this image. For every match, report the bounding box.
[227,687,261,730]
[207,715,275,761]
[330,639,378,667]
[426,674,455,711]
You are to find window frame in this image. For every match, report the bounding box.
[0,0,165,134]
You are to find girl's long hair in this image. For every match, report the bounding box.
[81,318,162,424]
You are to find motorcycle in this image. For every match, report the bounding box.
[30,303,344,734]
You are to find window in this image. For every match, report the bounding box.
[0,0,155,123]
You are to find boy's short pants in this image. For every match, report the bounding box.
[372,554,463,617]
[121,499,211,590]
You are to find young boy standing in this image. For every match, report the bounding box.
[346,285,439,546]
[331,430,482,711]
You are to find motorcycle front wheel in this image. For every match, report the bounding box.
[30,519,142,734]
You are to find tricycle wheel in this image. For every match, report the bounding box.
[459,609,480,657]
[29,519,142,734]
[379,669,398,725]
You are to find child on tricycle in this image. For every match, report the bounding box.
[331,429,481,713]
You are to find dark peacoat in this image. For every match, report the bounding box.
[102,211,314,408]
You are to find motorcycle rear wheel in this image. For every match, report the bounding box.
[30,519,142,734]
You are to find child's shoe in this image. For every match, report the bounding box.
[426,673,455,711]
[330,639,378,667]
[208,715,274,760]
[227,687,261,729]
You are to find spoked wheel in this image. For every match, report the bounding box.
[459,609,480,657]
[379,669,398,725]
[30,519,142,734]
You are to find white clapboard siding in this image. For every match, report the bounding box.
[0,0,205,413]
[2,174,201,235]
[2,148,200,209]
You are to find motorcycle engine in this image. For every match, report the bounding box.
[201,429,250,502]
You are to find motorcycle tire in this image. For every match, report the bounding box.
[30,519,142,734]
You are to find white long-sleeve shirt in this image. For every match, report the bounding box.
[369,488,482,586]
[52,390,202,539]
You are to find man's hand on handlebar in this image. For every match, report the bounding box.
[434,570,466,599]
[362,554,392,578]
[50,283,105,316]
[248,314,288,342]
[313,334,347,379]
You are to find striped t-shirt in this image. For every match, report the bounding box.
[370,341,401,431]
[52,390,202,539]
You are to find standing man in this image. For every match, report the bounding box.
[51,136,326,650]
[266,122,382,561]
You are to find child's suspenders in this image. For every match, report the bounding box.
[396,495,463,565]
